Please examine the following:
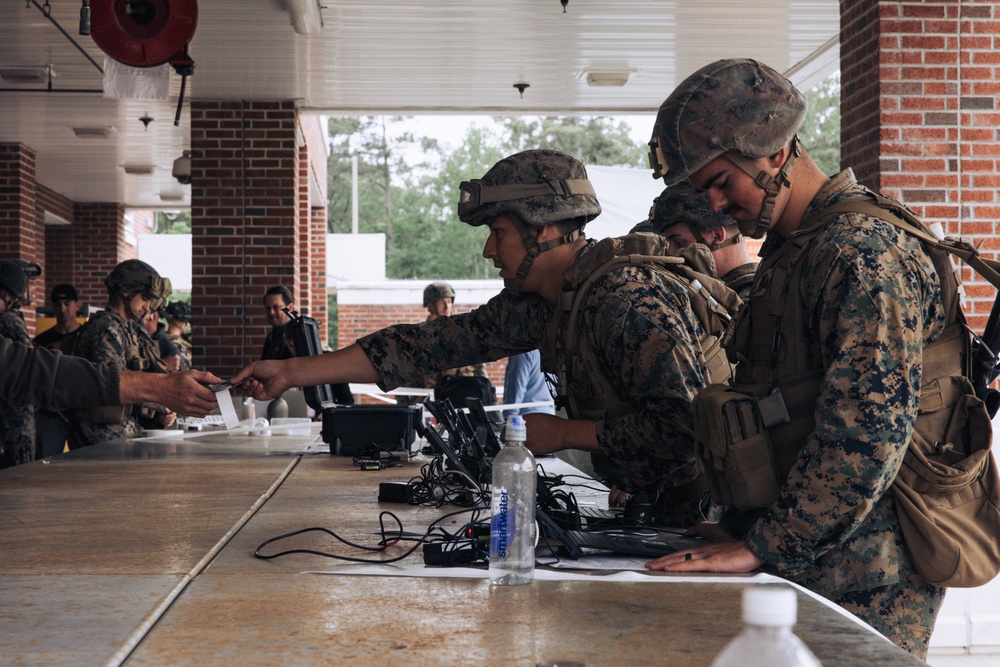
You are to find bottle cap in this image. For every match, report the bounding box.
[742,585,797,626]
[504,415,527,443]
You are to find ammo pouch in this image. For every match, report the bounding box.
[88,404,129,424]
[693,384,783,509]
[891,374,1000,587]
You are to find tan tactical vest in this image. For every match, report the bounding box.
[725,192,966,487]
[63,310,166,424]
[541,233,742,422]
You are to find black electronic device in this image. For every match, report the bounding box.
[464,397,502,457]
[321,404,421,457]
[416,419,481,487]
[423,399,492,483]
[433,375,502,427]
[284,308,354,411]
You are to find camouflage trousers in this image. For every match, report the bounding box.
[834,561,945,660]
[0,403,36,469]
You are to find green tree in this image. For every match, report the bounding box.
[328,114,646,280]
[154,211,191,233]
[500,116,646,167]
[799,72,841,177]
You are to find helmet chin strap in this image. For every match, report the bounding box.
[724,135,801,239]
[119,291,146,323]
[506,216,584,295]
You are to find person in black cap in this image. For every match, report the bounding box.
[34,283,83,351]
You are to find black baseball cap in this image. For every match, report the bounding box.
[51,283,79,302]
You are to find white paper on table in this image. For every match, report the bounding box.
[216,387,241,430]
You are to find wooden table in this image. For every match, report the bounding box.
[0,430,926,666]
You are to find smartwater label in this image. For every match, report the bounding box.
[490,487,514,559]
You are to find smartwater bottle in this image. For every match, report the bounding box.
[712,585,822,667]
[489,415,537,585]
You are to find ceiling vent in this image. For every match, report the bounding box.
[71,126,116,139]
[0,66,53,84]
[121,164,156,175]
[580,68,636,87]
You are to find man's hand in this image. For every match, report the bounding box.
[645,540,762,573]
[120,369,221,417]
[231,360,292,401]
[522,413,599,455]
[158,408,177,427]
[608,484,632,507]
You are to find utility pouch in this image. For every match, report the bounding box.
[88,404,129,424]
[891,375,1000,587]
[693,383,782,509]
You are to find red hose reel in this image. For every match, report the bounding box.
[89,0,197,73]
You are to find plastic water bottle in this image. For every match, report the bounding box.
[712,585,822,667]
[489,415,537,585]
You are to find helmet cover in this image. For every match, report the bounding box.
[635,182,737,235]
[423,282,456,308]
[458,149,601,227]
[649,58,807,185]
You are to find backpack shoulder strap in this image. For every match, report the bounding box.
[805,194,1000,290]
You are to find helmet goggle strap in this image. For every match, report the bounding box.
[506,215,585,295]
[724,135,801,238]
[647,129,668,180]
[459,178,596,222]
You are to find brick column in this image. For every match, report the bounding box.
[190,100,302,374]
[309,204,329,347]
[297,143,313,318]
[840,0,999,330]
[71,203,127,309]
[38,185,77,298]
[0,143,43,331]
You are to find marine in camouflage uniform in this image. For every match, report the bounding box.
[632,180,757,299]
[402,282,487,403]
[164,301,193,371]
[0,260,41,468]
[66,260,172,448]
[645,58,947,657]
[358,150,717,528]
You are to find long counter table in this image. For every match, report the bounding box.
[0,429,926,666]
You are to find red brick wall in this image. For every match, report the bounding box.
[38,185,77,301]
[71,203,126,310]
[840,0,999,332]
[191,100,309,374]
[0,143,42,331]
[309,205,328,344]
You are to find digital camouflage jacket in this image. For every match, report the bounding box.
[358,238,711,497]
[728,170,949,600]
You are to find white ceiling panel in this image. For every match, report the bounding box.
[0,0,840,210]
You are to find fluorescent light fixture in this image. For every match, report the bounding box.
[0,66,54,84]
[71,126,115,139]
[582,68,636,87]
[286,0,323,35]
[121,164,155,175]
[159,191,185,202]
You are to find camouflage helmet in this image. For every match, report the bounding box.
[636,182,737,235]
[457,149,601,228]
[423,282,456,308]
[649,58,807,186]
[104,259,170,301]
[0,259,41,304]
[164,300,192,322]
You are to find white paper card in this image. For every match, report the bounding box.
[217,387,241,430]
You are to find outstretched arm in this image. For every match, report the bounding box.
[232,344,380,401]
[119,369,222,417]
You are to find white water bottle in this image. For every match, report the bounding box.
[489,415,537,585]
[712,586,822,667]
